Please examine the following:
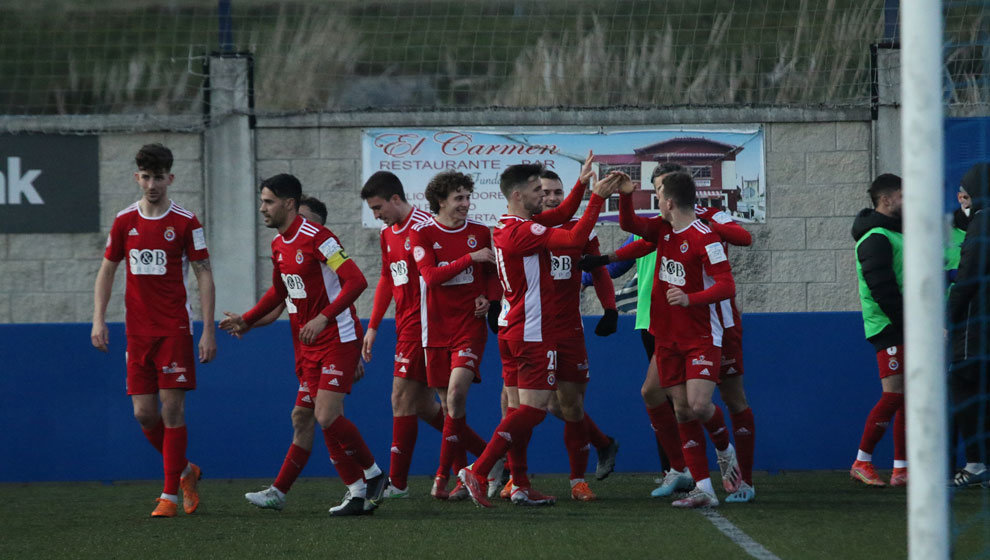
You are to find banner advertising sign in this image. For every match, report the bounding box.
[0,135,99,233]
[361,126,765,227]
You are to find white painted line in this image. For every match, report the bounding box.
[700,509,782,560]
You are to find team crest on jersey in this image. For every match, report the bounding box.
[163,226,176,242]
[404,237,411,251]
[888,358,900,371]
[547,373,556,385]
[467,234,478,248]
[295,249,304,264]
[679,240,689,253]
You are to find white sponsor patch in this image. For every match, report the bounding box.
[192,227,207,251]
[705,242,727,264]
[413,246,426,262]
[530,223,547,235]
[711,211,733,224]
[318,237,342,259]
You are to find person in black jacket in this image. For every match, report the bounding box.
[850,174,907,487]
[947,162,990,488]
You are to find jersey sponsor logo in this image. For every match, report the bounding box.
[281,273,308,299]
[278,253,284,262]
[465,360,475,368]
[390,446,402,454]
[659,256,686,286]
[679,240,689,253]
[735,427,751,435]
[886,346,898,355]
[301,394,312,403]
[192,227,207,250]
[577,360,589,371]
[698,368,711,377]
[439,261,474,286]
[329,378,340,386]
[664,234,670,241]
[319,237,343,259]
[164,226,176,242]
[433,242,442,249]
[457,348,478,359]
[162,362,187,374]
[467,234,477,248]
[394,352,411,364]
[390,260,410,286]
[413,246,426,262]
[497,431,513,442]
[295,249,304,264]
[176,374,187,383]
[129,248,168,276]
[712,211,733,224]
[888,358,900,371]
[549,253,572,280]
[322,364,344,376]
[683,439,699,449]
[128,228,139,236]
[530,223,547,235]
[705,242,727,264]
[722,357,736,365]
[725,367,738,375]
[399,365,407,373]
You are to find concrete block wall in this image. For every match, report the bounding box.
[0,132,204,324]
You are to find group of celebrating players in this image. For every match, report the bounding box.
[92,143,759,517]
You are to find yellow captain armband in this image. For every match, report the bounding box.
[319,237,350,271]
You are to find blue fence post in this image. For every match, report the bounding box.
[218,0,234,53]
[883,0,899,43]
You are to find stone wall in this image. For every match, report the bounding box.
[0,119,871,325]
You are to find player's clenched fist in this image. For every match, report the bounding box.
[666,287,690,307]
[470,247,495,263]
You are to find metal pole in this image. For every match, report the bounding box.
[218,0,234,53]
[900,1,949,558]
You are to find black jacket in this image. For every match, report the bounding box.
[949,162,990,362]
[852,208,904,351]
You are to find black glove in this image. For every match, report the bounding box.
[578,254,610,272]
[487,300,502,335]
[595,308,618,337]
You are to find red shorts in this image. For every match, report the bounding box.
[555,336,591,384]
[394,340,428,384]
[500,339,557,391]
[719,327,744,380]
[654,339,721,388]
[425,340,484,388]
[293,353,315,409]
[299,340,362,395]
[877,345,905,379]
[126,335,196,395]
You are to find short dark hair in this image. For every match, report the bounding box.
[868,173,902,207]
[660,172,697,209]
[299,195,327,225]
[425,171,474,214]
[135,143,173,173]
[360,171,407,202]
[651,162,686,182]
[539,169,561,182]
[260,173,302,210]
[500,163,544,198]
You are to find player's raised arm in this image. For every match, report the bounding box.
[91,257,120,352]
[545,173,618,250]
[533,151,595,227]
[696,206,752,247]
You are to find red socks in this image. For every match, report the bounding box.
[142,419,165,454]
[438,415,464,479]
[564,420,590,480]
[703,406,731,452]
[326,416,375,470]
[388,415,418,490]
[325,436,363,486]
[273,443,311,494]
[647,402,687,471]
[677,420,709,481]
[461,423,488,458]
[730,407,756,485]
[893,409,906,463]
[162,426,187,495]
[475,405,546,485]
[582,413,611,451]
[858,392,904,455]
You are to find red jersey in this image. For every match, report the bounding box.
[368,208,434,342]
[104,200,209,336]
[268,215,363,347]
[410,218,498,347]
[547,219,603,338]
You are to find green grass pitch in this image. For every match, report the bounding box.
[1,472,987,559]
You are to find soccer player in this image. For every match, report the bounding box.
[91,143,215,518]
[360,171,448,498]
[948,162,990,487]
[538,169,620,501]
[409,171,502,500]
[617,171,739,508]
[850,174,906,487]
[458,164,619,508]
[220,196,342,511]
[225,174,385,516]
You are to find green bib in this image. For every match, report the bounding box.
[855,227,903,338]
[634,235,657,330]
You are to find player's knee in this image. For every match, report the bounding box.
[133,408,159,428]
[641,385,664,407]
[291,407,314,430]
[159,401,185,426]
[559,403,583,422]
